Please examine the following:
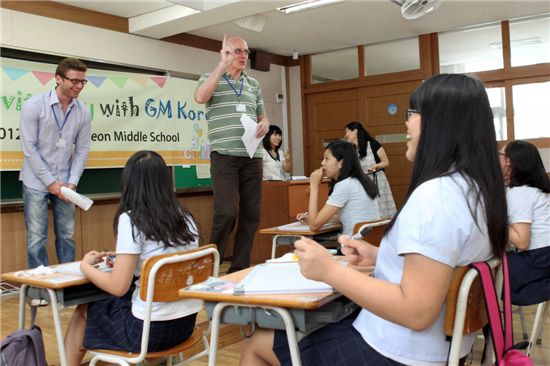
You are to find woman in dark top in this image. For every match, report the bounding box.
[345,121,396,218]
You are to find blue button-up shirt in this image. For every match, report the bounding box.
[19,90,92,192]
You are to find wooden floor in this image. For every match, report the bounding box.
[1,269,549,365]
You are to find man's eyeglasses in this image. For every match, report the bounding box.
[60,75,88,86]
[233,48,251,57]
[406,108,419,121]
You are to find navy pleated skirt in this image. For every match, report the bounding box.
[273,312,407,366]
[83,288,197,353]
[507,246,550,306]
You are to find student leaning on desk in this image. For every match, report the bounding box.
[296,139,380,236]
[242,74,509,366]
[64,151,201,366]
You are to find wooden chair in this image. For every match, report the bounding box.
[352,218,392,247]
[445,257,501,366]
[88,244,219,366]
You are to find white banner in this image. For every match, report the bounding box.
[0,57,210,170]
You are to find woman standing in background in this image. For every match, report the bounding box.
[345,121,396,218]
[262,125,292,180]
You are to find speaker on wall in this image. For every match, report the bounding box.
[250,50,271,72]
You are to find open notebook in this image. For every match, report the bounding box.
[237,262,333,295]
[277,221,337,232]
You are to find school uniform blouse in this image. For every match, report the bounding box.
[353,173,493,365]
[116,212,202,321]
[262,148,286,180]
[507,186,550,250]
[326,177,380,235]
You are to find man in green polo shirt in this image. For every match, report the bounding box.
[195,35,269,273]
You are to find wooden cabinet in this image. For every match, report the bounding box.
[250,180,329,263]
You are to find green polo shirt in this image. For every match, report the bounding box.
[197,71,266,158]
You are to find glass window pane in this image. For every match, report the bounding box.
[512,81,550,139]
[510,16,550,67]
[486,87,507,141]
[311,48,358,84]
[364,37,420,76]
[439,23,503,73]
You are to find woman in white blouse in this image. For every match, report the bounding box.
[262,125,291,180]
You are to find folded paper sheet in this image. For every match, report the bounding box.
[60,187,93,211]
[240,113,262,158]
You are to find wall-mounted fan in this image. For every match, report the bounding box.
[391,0,444,20]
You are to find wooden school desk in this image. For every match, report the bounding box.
[260,222,341,259]
[1,263,108,366]
[179,266,357,366]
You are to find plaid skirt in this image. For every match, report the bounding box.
[508,246,550,306]
[273,312,406,366]
[83,289,197,353]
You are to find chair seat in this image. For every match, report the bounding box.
[89,326,203,359]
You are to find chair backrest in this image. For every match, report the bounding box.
[140,244,219,302]
[352,218,392,247]
[446,257,500,366]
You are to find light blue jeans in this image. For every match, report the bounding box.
[22,185,76,268]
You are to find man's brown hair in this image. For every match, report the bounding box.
[55,58,87,76]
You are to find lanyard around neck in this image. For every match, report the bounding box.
[223,75,244,98]
[50,91,72,132]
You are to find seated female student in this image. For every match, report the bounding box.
[263,125,292,180]
[296,139,379,236]
[344,121,397,218]
[64,150,201,365]
[241,74,508,366]
[499,140,550,306]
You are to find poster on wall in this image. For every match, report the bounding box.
[0,57,209,170]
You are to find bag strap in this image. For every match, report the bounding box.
[471,261,504,362]
[501,254,515,350]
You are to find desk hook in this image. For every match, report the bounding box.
[239,307,256,338]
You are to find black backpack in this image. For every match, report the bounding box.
[0,326,48,366]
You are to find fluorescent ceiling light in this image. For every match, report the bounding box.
[277,0,342,14]
[490,37,543,50]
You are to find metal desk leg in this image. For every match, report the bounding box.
[18,284,28,329]
[271,235,282,259]
[208,302,301,366]
[46,288,67,366]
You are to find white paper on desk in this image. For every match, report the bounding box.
[239,262,332,294]
[240,113,262,159]
[54,261,110,275]
[60,187,93,211]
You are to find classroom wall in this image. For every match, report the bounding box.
[0,8,289,271]
[0,8,284,126]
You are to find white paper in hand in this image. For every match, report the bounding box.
[240,113,262,158]
[60,186,93,211]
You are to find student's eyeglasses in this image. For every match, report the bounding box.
[233,48,251,57]
[406,108,419,121]
[498,152,507,157]
[60,75,88,86]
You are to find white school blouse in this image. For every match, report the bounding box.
[115,212,202,321]
[326,177,380,235]
[262,148,286,180]
[507,185,550,250]
[353,173,493,365]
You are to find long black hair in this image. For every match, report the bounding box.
[113,150,198,247]
[326,140,378,199]
[262,125,283,156]
[504,140,550,193]
[345,121,375,159]
[386,74,508,258]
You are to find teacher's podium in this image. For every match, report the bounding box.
[250,179,330,263]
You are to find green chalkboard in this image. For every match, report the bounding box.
[0,168,123,201]
[174,165,211,189]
